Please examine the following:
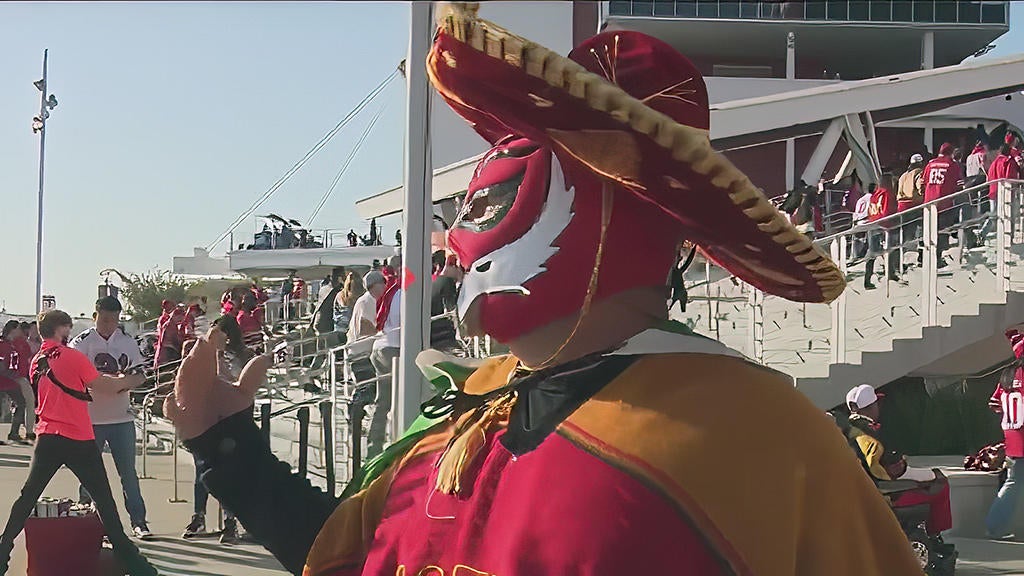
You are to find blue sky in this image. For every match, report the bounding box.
[0,2,408,316]
[1,2,1023,317]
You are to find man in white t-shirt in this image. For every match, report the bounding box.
[71,296,152,540]
[347,271,387,356]
[368,264,402,458]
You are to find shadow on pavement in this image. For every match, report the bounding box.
[141,541,286,572]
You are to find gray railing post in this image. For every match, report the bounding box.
[297,406,310,477]
[168,428,185,503]
[139,396,152,479]
[349,399,364,481]
[997,180,1012,293]
[259,400,271,444]
[747,287,764,363]
[829,237,848,364]
[921,203,938,327]
[320,399,336,497]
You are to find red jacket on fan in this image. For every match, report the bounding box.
[866,186,896,228]
[988,153,1021,200]
[923,151,963,212]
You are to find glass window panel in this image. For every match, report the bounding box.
[654,0,677,16]
[739,1,759,17]
[981,2,1007,24]
[631,1,654,16]
[957,1,982,23]
[805,1,828,19]
[935,0,958,22]
[675,1,699,17]
[892,0,913,20]
[913,0,935,22]
[696,0,719,17]
[870,1,892,20]
[719,2,742,18]
[608,1,634,15]
[827,0,849,19]
[849,1,870,20]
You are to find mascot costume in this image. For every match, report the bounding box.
[168,4,925,575]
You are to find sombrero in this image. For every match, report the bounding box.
[427,3,844,303]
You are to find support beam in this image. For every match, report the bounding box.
[800,118,844,186]
[397,1,434,434]
[922,31,935,151]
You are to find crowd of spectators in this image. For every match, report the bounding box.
[783,128,1023,289]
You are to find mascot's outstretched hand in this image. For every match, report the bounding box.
[164,325,274,440]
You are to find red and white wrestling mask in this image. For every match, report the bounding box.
[449,137,683,342]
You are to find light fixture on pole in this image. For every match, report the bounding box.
[33,49,57,315]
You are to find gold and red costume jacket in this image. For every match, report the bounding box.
[185,329,923,576]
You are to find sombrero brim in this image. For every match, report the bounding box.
[427,3,845,303]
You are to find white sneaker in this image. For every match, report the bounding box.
[132,524,153,540]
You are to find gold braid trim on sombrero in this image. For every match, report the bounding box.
[433,2,845,302]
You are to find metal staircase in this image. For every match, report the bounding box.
[673,178,1024,409]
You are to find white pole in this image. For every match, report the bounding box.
[785,32,795,191]
[397,1,434,432]
[34,50,49,315]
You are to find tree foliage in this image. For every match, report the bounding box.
[111,269,198,323]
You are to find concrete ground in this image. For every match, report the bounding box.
[0,442,1019,575]
[0,441,288,576]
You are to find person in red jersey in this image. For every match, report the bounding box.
[982,142,1023,239]
[0,311,157,575]
[0,321,34,443]
[986,328,1024,539]
[923,143,965,268]
[236,293,266,351]
[165,5,923,575]
[863,173,900,289]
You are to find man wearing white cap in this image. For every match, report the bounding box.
[898,154,926,212]
[845,384,954,548]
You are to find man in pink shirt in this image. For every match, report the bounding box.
[923,143,965,267]
[0,311,157,575]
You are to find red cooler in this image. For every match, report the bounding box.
[24,513,105,576]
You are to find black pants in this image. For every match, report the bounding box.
[3,391,25,438]
[0,434,151,574]
[937,207,962,265]
[864,229,901,286]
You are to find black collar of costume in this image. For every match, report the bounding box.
[418,351,639,457]
[500,352,638,456]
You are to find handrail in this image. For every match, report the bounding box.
[814,178,1024,245]
[268,395,330,419]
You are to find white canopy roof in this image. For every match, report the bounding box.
[228,245,397,279]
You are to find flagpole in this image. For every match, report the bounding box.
[34,50,49,315]
[396,1,434,433]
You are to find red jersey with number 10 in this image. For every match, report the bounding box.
[993,383,1024,458]
[923,155,963,211]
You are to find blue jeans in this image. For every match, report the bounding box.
[79,422,148,528]
[986,456,1023,537]
[192,453,234,520]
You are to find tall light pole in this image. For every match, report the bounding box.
[32,49,58,314]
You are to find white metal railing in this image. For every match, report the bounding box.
[681,178,1024,387]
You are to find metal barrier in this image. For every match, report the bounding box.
[680,177,1024,386]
